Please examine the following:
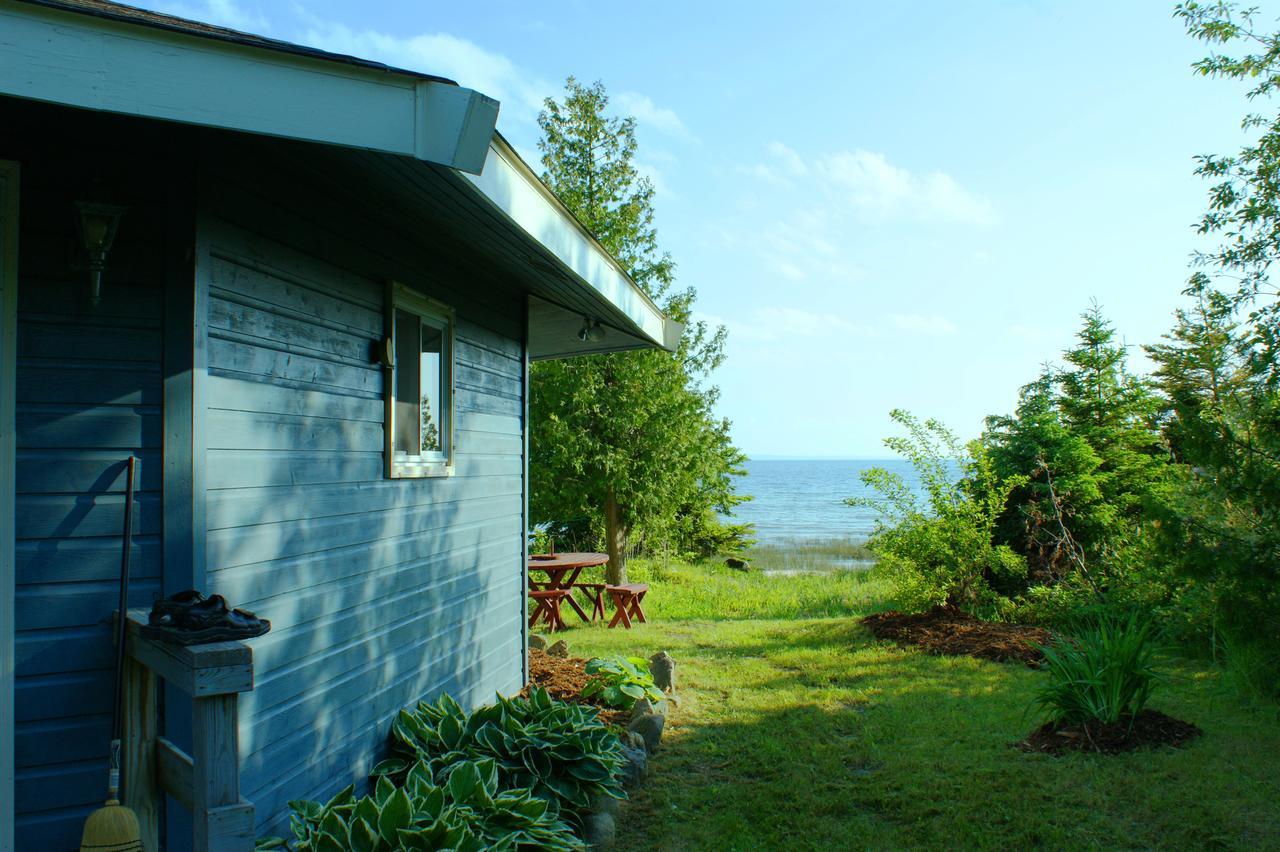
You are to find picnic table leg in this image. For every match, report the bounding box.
[607,589,633,629]
[563,592,591,623]
[629,590,648,624]
[528,599,547,630]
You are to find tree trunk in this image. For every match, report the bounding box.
[604,487,628,585]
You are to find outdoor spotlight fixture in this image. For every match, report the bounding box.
[75,200,127,307]
[577,317,606,343]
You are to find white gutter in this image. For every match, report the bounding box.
[463,137,670,349]
[0,0,498,174]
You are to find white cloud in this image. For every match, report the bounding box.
[292,15,551,137]
[155,0,270,32]
[818,149,997,225]
[700,307,876,344]
[741,141,811,187]
[767,141,809,177]
[614,92,696,142]
[890,313,959,335]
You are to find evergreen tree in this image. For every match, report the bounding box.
[530,78,746,583]
[1054,304,1166,521]
[979,307,1166,592]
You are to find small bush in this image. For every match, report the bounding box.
[582,657,665,709]
[261,757,582,851]
[384,688,624,825]
[1031,614,1162,727]
[851,410,1028,615]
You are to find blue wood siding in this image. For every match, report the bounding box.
[198,215,526,836]
[6,111,176,850]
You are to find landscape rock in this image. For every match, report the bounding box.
[725,557,751,571]
[592,793,622,818]
[648,651,676,692]
[528,633,548,651]
[628,712,665,752]
[582,811,616,849]
[618,741,647,786]
[546,639,569,658]
[631,697,667,720]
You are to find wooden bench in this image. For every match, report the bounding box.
[605,584,649,629]
[575,583,607,622]
[528,589,571,632]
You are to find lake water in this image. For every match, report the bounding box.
[726,458,924,545]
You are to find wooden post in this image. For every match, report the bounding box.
[121,653,160,852]
[193,695,253,851]
[121,610,255,852]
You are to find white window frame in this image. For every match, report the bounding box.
[384,281,455,479]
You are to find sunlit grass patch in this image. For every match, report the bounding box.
[617,556,891,621]
[551,557,1280,850]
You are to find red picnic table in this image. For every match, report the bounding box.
[527,552,606,629]
[526,552,649,631]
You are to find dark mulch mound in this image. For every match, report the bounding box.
[526,649,630,727]
[861,606,1054,666]
[1018,709,1202,755]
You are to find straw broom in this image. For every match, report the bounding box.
[81,456,143,851]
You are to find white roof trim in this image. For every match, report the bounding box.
[463,138,669,349]
[0,0,671,350]
[0,0,498,173]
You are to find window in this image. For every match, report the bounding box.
[385,282,454,478]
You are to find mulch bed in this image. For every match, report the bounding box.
[526,648,630,727]
[860,606,1054,666]
[1018,709,1203,755]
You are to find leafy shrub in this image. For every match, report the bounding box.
[383,688,624,824]
[850,410,1027,615]
[259,757,582,851]
[582,657,665,709]
[1031,614,1162,727]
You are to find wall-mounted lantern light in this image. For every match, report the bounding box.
[577,317,605,343]
[75,200,127,306]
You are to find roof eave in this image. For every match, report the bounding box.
[0,0,499,174]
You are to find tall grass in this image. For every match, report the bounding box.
[623,556,891,621]
[737,536,875,575]
[1031,614,1162,727]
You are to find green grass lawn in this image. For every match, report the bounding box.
[554,560,1280,850]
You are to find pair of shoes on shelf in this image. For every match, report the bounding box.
[142,590,270,645]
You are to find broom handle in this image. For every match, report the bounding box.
[109,456,136,794]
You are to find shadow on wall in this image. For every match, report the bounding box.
[199,332,523,835]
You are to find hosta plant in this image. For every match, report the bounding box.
[381,688,624,824]
[581,657,665,709]
[1031,613,1163,728]
[256,757,583,851]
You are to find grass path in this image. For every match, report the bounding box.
[567,612,1280,850]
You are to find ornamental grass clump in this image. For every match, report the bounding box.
[261,757,582,851]
[382,688,624,825]
[1031,613,1162,727]
[582,656,665,709]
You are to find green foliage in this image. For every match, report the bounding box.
[581,657,666,709]
[385,688,624,824]
[263,758,582,851]
[1133,3,1280,692]
[667,507,755,559]
[530,77,746,583]
[1030,614,1162,727]
[981,306,1167,589]
[850,410,1027,614]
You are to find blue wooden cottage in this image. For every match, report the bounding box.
[0,1,678,848]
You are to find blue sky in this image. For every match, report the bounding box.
[145,0,1261,457]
